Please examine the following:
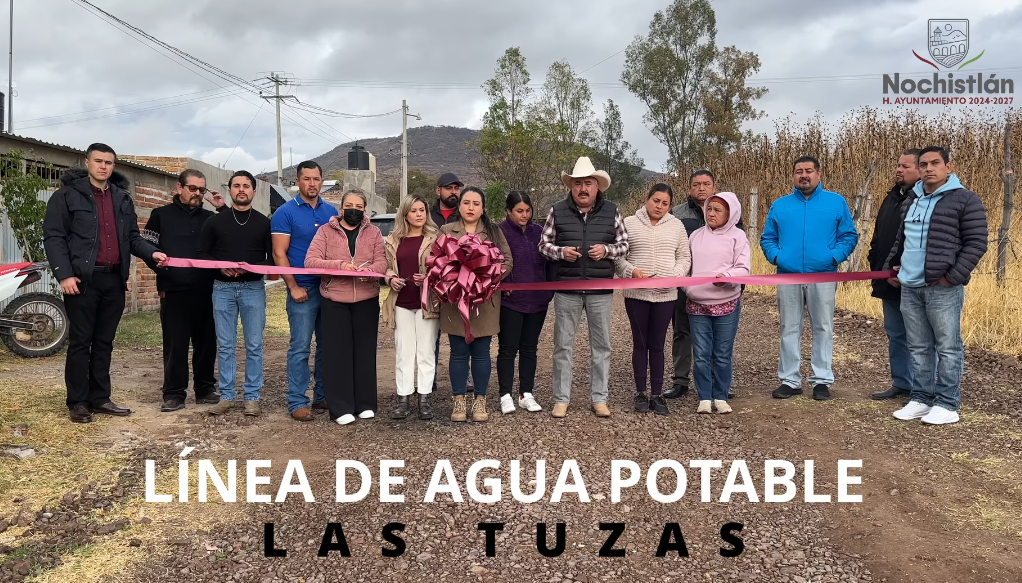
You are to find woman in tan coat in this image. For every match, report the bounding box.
[305,190,387,426]
[434,186,513,423]
[381,195,440,421]
[615,183,691,416]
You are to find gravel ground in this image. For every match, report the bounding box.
[4,291,1021,582]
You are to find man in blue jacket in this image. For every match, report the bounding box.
[760,156,859,401]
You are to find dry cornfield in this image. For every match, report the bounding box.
[624,108,1022,355]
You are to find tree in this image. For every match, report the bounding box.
[0,150,50,262]
[701,46,768,160]
[590,100,645,202]
[541,60,593,145]
[384,169,437,213]
[484,181,507,221]
[479,47,542,197]
[384,181,400,212]
[621,0,718,170]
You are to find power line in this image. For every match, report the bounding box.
[223,102,264,168]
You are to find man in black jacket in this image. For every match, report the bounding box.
[868,149,920,401]
[885,146,988,426]
[43,143,167,423]
[430,172,463,228]
[143,169,225,412]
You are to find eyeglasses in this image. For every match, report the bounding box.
[182,184,207,194]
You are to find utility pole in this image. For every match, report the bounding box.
[260,72,296,187]
[7,0,13,133]
[400,99,420,198]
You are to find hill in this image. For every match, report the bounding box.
[258,125,659,188]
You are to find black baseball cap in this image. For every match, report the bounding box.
[437,172,463,188]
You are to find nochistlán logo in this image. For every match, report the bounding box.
[913,19,985,70]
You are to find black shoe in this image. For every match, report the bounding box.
[69,405,92,424]
[651,396,669,416]
[311,400,329,412]
[812,384,832,401]
[772,385,803,399]
[89,401,132,416]
[870,386,910,400]
[727,389,736,399]
[195,392,220,405]
[161,397,186,412]
[662,381,689,399]
[391,396,412,420]
[418,394,434,420]
[633,394,651,413]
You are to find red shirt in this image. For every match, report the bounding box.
[395,236,424,310]
[92,184,121,266]
[440,208,455,221]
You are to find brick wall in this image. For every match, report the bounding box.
[127,180,178,313]
[119,155,189,174]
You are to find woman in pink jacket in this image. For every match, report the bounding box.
[684,191,750,414]
[305,190,387,425]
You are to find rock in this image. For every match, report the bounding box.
[0,519,8,534]
[129,539,142,547]
[1,445,35,460]
[416,552,433,561]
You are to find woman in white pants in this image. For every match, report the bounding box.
[382,195,440,420]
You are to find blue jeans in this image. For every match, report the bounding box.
[449,334,491,396]
[900,285,965,411]
[212,280,266,401]
[882,297,914,391]
[285,286,324,412]
[689,302,742,401]
[777,282,836,387]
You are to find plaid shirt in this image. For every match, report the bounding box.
[539,207,629,261]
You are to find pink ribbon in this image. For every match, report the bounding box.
[162,258,894,293]
[500,270,896,291]
[422,233,504,343]
[162,257,387,279]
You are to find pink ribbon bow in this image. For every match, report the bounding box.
[423,233,505,343]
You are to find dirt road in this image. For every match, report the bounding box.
[1,290,1019,583]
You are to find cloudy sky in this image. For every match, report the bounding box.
[7,0,1022,174]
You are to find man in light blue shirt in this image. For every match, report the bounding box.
[885,146,988,426]
[270,160,338,421]
[760,155,859,402]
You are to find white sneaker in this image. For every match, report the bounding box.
[893,400,932,421]
[713,400,732,414]
[519,393,543,412]
[920,406,960,425]
[336,414,356,425]
[697,400,712,414]
[358,410,375,419]
[500,394,516,415]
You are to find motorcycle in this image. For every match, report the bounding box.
[0,262,70,358]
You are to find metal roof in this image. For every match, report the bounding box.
[0,132,178,178]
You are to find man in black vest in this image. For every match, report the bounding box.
[143,169,225,412]
[540,157,629,418]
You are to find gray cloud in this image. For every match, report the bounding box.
[8,0,1021,174]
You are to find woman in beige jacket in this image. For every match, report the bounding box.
[381,195,440,421]
[434,186,513,423]
[615,183,691,416]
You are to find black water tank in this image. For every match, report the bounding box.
[347,145,369,170]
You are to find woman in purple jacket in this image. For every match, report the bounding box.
[497,191,554,415]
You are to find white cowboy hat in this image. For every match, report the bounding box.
[561,156,611,191]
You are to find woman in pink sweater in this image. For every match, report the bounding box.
[684,191,750,414]
[305,190,387,425]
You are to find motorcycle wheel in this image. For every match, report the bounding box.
[1,292,70,358]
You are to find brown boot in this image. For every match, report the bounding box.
[591,403,611,418]
[451,395,467,422]
[207,400,235,416]
[291,407,313,422]
[471,395,489,422]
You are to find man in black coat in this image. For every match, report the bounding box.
[43,143,167,423]
[143,169,225,412]
[885,146,988,426]
[867,149,920,401]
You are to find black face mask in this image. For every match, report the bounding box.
[343,209,364,226]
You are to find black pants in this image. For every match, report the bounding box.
[63,270,125,409]
[160,290,217,400]
[320,297,379,419]
[672,288,692,384]
[497,306,547,397]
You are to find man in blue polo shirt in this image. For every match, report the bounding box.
[271,160,338,421]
